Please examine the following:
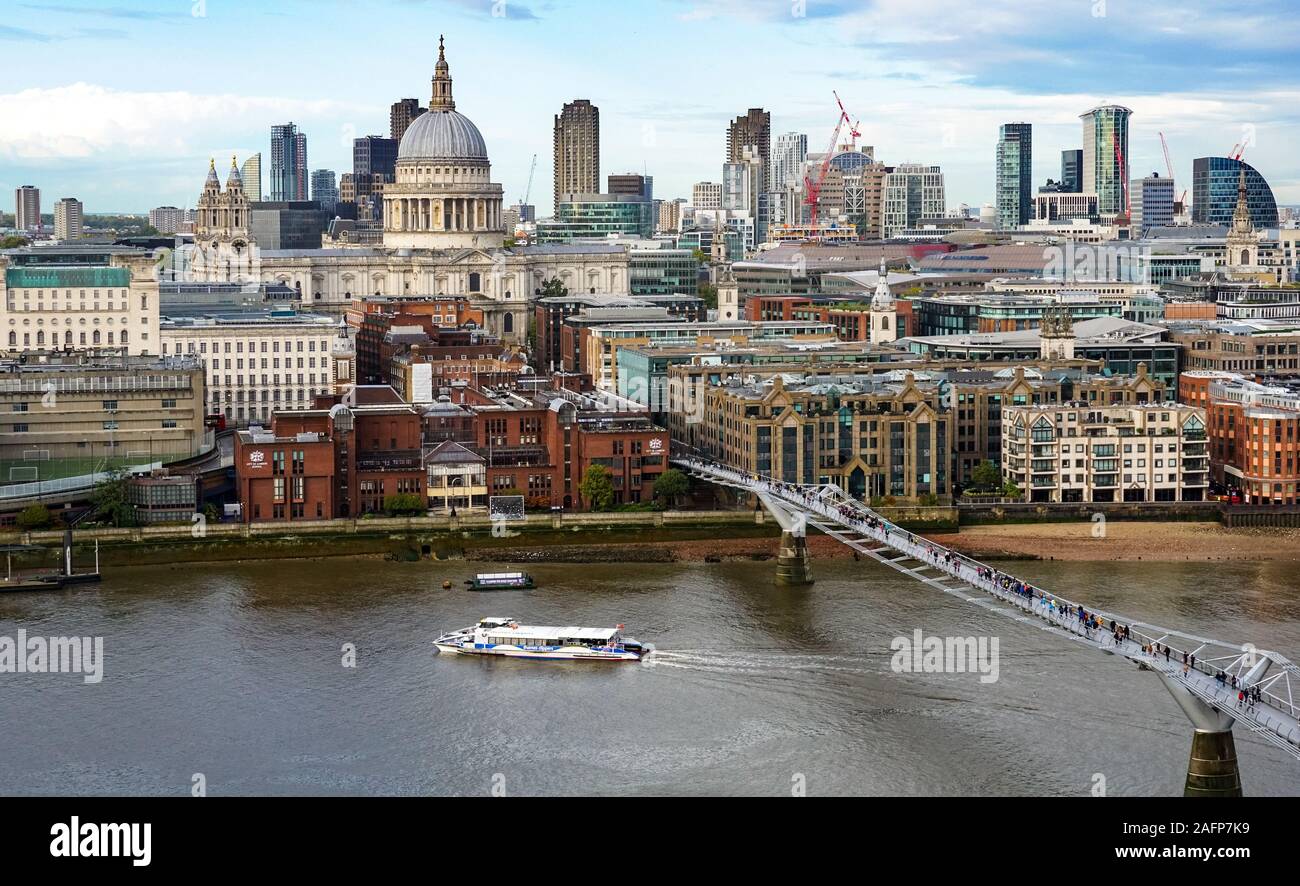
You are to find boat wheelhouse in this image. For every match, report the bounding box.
[434,617,650,662]
[465,572,535,591]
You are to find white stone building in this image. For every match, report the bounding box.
[184,38,629,345]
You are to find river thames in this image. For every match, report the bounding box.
[4,556,1300,796]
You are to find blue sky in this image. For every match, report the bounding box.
[3,0,1298,213]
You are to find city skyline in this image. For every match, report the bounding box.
[1,0,1298,213]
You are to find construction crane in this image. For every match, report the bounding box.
[520,153,537,208]
[803,92,859,228]
[1159,132,1189,212]
[1113,129,1130,220]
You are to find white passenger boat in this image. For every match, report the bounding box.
[434,617,651,662]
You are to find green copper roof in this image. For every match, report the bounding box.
[5,266,131,289]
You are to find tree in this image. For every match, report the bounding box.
[90,470,136,527]
[383,492,426,516]
[540,277,568,298]
[691,248,709,264]
[971,460,1001,491]
[1001,480,1022,499]
[653,469,689,508]
[0,235,29,249]
[578,464,615,511]
[15,504,55,530]
[697,283,718,309]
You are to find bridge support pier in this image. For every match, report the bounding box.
[1159,675,1242,797]
[774,530,814,586]
[1184,729,1242,798]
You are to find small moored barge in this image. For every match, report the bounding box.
[465,572,535,591]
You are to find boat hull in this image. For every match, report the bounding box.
[435,642,642,662]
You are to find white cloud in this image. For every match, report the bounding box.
[0,83,368,162]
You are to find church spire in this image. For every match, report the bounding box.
[872,257,893,309]
[1231,165,1253,235]
[430,34,455,111]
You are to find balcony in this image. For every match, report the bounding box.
[1031,477,1057,488]
[1092,474,1119,488]
[486,445,549,468]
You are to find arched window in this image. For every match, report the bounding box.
[7,331,14,346]
[36,331,44,345]
[93,330,101,344]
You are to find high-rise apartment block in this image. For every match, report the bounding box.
[311,169,340,213]
[54,197,84,240]
[270,123,308,201]
[995,123,1032,229]
[722,107,769,168]
[553,99,600,214]
[390,98,426,141]
[14,185,41,232]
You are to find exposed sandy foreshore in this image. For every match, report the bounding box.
[924,521,1300,562]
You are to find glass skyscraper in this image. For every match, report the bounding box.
[1080,105,1130,218]
[995,122,1032,229]
[1191,157,1278,229]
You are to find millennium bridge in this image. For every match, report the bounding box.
[675,456,1300,796]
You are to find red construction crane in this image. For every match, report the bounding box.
[1159,131,1175,180]
[803,91,858,228]
[1114,129,1130,220]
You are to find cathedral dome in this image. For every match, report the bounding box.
[398,109,487,162]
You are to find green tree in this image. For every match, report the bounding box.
[1001,480,1022,499]
[0,235,29,249]
[653,468,689,508]
[578,464,615,511]
[91,470,136,527]
[691,248,708,264]
[15,504,55,530]
[383,492,426,516]
[971,460,1001,491]
[540,277,568,298]
[697,283,718,309]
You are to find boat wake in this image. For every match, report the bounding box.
[642,649,876,676]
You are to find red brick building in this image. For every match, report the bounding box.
[234,386,424,520]
[1188,371,1300,504]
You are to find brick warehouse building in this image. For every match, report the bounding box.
[234,386,423,520]
[451,382,670,508]
[1183,370,1300,504]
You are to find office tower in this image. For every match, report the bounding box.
[727,108,771,193]
[881,164,945,238]
[1191,157,1279,229]
[311,169,340,213]
[270,123,308,201]
[1060,149,1083,193]
[390,98,426,142]
[553,99,600,212]
[14,185,40,232]
[657,198,685,234]
[769,132,808,192]
[53,197,83,240]
[1131,173,1175,232]
[241,153,262,202]
[608,173,652,201]
[692,182,722,210]
[994,123,1032,229]
[351,135,397,221]
[1080,105,1131,218]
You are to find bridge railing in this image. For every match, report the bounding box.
[675,456,1300,743]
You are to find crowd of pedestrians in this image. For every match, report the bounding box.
[689,459,1275,716]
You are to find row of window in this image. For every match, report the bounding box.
[8,330,131,347]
